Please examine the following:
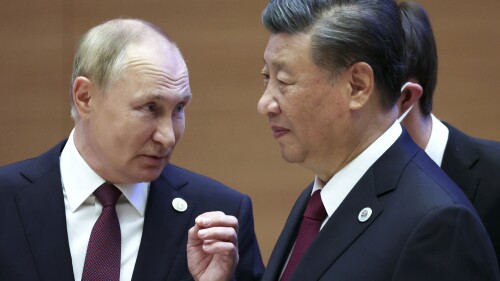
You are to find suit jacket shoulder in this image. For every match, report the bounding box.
[263,131,499,281]
[442,122,500,266]
[163,164,249,201]
[0,140,74,281]
[0,140,66,191]
[442,122,500,200]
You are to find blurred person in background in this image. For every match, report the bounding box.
[397,1,500,266]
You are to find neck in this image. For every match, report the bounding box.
[314,106,399,183]
[73,122,108,182]
[401,108,432,150]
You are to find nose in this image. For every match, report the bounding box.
[153,118,176,148]
[257,88,280,116]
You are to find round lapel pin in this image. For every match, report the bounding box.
[172,198,188,212]
[358,207,372,222]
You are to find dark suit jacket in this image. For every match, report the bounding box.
[0,140,264,281]
[262,131,499,281]
[442,123,500,266]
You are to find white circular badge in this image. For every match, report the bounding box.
[358,207,372,223]
[172,198,188,212]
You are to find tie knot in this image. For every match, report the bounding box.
[304,190,327,221]
[94,183,122,207]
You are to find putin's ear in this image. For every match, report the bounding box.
[72,76,94,119]
[347,62,374,110]
[397,81,423,114]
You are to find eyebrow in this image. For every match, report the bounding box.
[144,90,192,103]
[263,58,287,72]
[180,92,192,102]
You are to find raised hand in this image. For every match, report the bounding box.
[187,211,239,281]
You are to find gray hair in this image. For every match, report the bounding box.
[262,0,406,109]
[70,18,173,119]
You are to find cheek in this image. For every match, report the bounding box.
[113,117,155,146]
[292,93,338,138]
[173,119,186,140]
[285,94,321,125]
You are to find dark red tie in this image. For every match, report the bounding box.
[280,190,327,281]
[82,183,122,281]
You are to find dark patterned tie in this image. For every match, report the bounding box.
[280,190,327,281]
[82,183,122,281]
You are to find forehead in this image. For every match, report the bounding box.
[263,33,312,68]
[125,38,187,75]
[120,39,191,95]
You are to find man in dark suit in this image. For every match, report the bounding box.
[0,19,264,281]
[188,0,498,280]
[396,1,500,265]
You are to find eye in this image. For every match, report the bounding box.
[174,103,185,114]
[143,103,157,112]
[276,74,292,87]
[262,73,270,87]
[278,79,289,86]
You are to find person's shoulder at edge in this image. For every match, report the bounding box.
[444,121,499,145]
[409,148,476,208]
[161,163,250,200]
[0,139,66,191]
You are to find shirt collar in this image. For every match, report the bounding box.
[424,114,449,167]
[313,121,402,217]
[60,129,149,216]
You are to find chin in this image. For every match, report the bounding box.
[280,149,305,164]
[142,171,164,182]
[129,167,165,183]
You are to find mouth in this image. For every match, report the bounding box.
[141,154,170,166]
[271,125,289,138]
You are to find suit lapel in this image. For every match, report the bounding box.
[14,141,75,280]
[289,170,383,281]
[132,166,195,281]
[272,131,419,281]
[441,123,480,201]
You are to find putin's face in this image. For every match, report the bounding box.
[75,39,191,183]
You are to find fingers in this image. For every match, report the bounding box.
[195,211,239,232]
[193,211,239,255]
[187,211,239,281]
[198,228,237,254]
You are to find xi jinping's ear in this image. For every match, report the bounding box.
[347,62,374,110]
[72,76,94,119]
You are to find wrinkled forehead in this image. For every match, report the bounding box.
[124,36,187,74]
[120,40,189,88]
[118,39,190,94]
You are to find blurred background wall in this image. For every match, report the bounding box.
[1,0,499,264]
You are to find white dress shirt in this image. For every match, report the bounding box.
[312,121,402,228]
[60,129,149,281]
[424,114,449,167]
